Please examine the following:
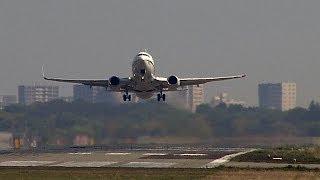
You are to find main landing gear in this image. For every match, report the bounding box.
[123,88,131,101]
[123,94,131,101]
[157,92,166,101]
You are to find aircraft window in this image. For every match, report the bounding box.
[138,53,150,58]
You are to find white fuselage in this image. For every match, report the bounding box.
[131,52,156,99]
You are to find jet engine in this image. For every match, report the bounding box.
[109,76,121,90]
[167,75,180,88]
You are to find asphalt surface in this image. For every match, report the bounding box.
[0,146,252,168]
[1,146,319,169]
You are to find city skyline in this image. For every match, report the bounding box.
[1,1,320,107]
[11,81,300,110]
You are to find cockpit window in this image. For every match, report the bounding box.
[137,53,150,58]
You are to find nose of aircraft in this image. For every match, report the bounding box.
[136,56,148,66]
[137,54,148,61]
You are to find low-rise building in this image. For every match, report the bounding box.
[0,95,17,109]
[210,93,247,107]
[73,85,138,104]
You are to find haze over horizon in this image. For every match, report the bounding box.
[1,0,320,107]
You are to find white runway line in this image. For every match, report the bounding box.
[0,161,56,166]
[122,162,176,168]
[68,152,92,155]
[203,149,256,168]
[51,161,117,167]
[143,153,167,156]
[178,153,207,156]
[105,152,131,155]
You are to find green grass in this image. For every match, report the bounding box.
[232,147,320,164]
[0,167,209,180]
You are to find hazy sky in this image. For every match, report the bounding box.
[1,0,320,107]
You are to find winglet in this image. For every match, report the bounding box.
[42,65,48,80]
[241,74,247,78]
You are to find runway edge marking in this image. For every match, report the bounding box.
[202,149,256,168]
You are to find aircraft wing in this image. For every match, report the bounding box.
[179,74,246,86]
[154,74,246,88]
[43,76,108,87]
[42,67,108,87]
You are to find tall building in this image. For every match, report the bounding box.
[258,82,296,111]
[165,85,204,112]
[0,95,17,110]
[18,85,59,105]
[188,84,205,112]
[73,85,124,104]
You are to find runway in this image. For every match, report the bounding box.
[0,147,253,168]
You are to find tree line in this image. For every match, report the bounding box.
[0,100,320,145]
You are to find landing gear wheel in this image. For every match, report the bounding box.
[157,93,166,101]
[123,94,131,101]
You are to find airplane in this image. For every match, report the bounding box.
[43,51,246,101]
